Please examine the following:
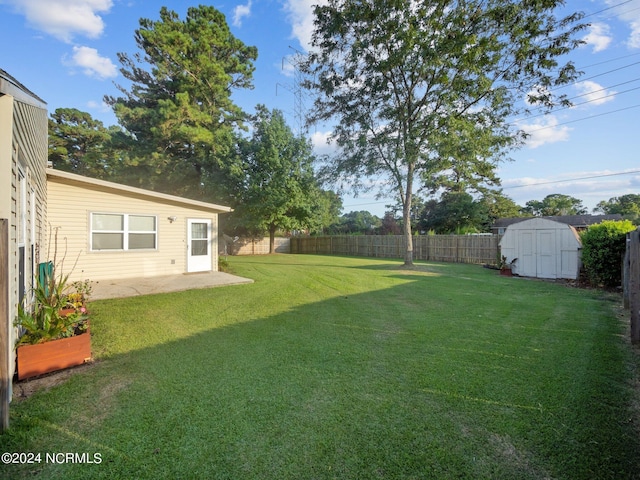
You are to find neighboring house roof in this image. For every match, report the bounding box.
[0,68,47,108]
[493,214,623,231]
[47,168,232,214]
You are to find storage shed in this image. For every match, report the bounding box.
[499,217,581,280]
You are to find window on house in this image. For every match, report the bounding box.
[91,213,157,251]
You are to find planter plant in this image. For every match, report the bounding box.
[15,266,93,380]
[498,256,517,276]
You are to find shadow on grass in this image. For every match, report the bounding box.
[2,266,639,480]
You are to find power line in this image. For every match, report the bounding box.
[572,60,640,86]
[503,170,640,190]
[342,169,640,210]
[517,81,640,121]
[583,0,637,18]
[522,103,640,132]
[578,52,640,71]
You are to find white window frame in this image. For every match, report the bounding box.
[90,213,158,251]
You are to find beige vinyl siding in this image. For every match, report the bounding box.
[14,101,48,295]
[0,90,48,384]
[47,178,221,282]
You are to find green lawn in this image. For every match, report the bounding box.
[2,255,639,479]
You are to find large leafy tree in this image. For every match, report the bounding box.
[479,189,525,229]
[233,107,323,253]
[418,191,487,234]
[335,210,382,234]
[105,5,257,202]
[311,190,344,234]
[304,0,585,265]
[523,193,587,216]
[48,108,113,177]
[595,194,640,222]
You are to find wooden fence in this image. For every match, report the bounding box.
[625,228,640,343]
[290,235,499,265]
[223,237,290,255]
[0,219,9,431]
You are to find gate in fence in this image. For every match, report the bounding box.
[625,228,640,343]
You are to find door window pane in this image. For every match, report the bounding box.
[191,222,208,239]
[191,239,208,256]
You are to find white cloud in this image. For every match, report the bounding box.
[6,0,113,43]
[573,80,616,107]
[503,169,640,211]
[310,129,335,156]
[582,23,612,53]
[604,0,640,49]
[283,0,327,50]
[628,18,640,49]
[517,115,571,149]
[232,0,252,27]
[67,45,117,79]
[86,99,111,112]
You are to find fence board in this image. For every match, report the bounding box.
[0,219,9,431]
[628,229,640,344]
[290,235,498,265]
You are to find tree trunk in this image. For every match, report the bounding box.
[403,165,414,266]
[403,206,413,266]
[269,224,277,254]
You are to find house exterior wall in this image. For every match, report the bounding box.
[47,177,222,282]
[499,218,581,280]
[0,90,48,385]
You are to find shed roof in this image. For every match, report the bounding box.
[499,217,582,246]
[493,214,622,230]
[47,168,233,214]
[0,69,47,109]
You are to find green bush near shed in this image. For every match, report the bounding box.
[580,219,636,288]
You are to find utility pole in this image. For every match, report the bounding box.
[277,46,307,136]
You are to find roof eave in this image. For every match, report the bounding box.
[46,168,233,214]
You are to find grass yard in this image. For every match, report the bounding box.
[1,255,639,479]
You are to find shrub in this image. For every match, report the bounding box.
[580,220,636,288]
[218,256,231,273]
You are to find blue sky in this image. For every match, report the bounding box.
[1,0,639,216]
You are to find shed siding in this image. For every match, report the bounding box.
[47,179,220,282]
[499,218,581,280]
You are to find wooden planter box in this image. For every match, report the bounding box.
[16,330,92,380]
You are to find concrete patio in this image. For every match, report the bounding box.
[90,271,254,300]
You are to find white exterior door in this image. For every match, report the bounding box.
[518,231,536,277]
[537,230,557,279]
[187,219,212,272]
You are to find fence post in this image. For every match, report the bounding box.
[0,219,10,431]
[629,229,640,344]
[624,234,630,309]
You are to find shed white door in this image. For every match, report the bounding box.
[187,219,212,272]
[536,230,557,279]
[518,231,536,277]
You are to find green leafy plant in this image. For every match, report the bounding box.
[15,276,89,345]
[580,219,636,288]
[497,255,517,270]
[218,256,231,273]
[14,227,91,345]
[67,279,93,309]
